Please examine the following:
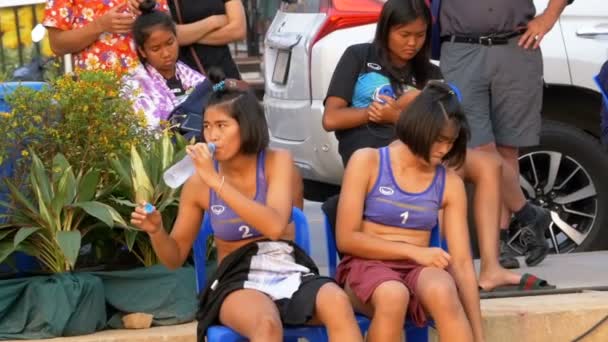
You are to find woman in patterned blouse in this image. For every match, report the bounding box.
[124,0,205,128]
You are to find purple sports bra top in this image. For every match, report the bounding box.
[363,147,446,230]
[208,151,267,241]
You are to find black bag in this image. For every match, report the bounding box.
[169,79,213,141]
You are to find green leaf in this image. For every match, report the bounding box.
[109,157,131,187]
[0,242,15,265]
[32,183,55,231]
[52,153,70,183]
[161,132,175,172]
[51,166,76,217]
[109,196,137,208]
[124,229,138,251]
[56,230,81,267]
[29,152,52,205]
[74,201,126,227]
[78,169,100,202]
[13,227,41,247]
[5,181,37,214]
[130,146,154,204]
[0,229,14,242]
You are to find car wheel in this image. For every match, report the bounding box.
[508,120,608,255]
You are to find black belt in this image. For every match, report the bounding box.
[440,30,524,46]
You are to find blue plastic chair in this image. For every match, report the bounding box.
[193,207,328,342]
[324,214,444,342]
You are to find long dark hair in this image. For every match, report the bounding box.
[374,0,433,94]
[396,81,469,168]
[205,68,269,155]
[132,0,176,66]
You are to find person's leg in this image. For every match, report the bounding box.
[461,149,521,290]
[491,39,549,267]
[416,267,473,342]
[218,289,282,342]
[311,283,363,342]
[345,280,409,342]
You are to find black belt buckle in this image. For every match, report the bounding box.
[478,35,493,46]
[479,34,509,46]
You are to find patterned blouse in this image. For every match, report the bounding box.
[43,0,168,72]
[124,61,206,128]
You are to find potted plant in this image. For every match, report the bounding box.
[0,152,129,273]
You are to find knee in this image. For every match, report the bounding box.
[425,274,461,313]
[480,153,502,178]
[371,281,410,316]
[253,314,282,339]
[316,283,355,316]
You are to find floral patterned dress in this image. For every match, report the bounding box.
[43,0,168,72]
[123,61,206,128]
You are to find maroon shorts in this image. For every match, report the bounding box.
[335,256,428,327]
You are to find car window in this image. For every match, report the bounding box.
[281,0,385,13]
[281,0,324,13]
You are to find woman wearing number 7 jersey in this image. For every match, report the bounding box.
[130,69,363,342]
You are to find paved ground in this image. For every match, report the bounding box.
[302,200,608,290]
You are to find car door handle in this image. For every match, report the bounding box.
[576,25,608,38]
[266,32,302,50]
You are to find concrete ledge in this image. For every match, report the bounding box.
[431,291,608,342]
[8,292,608,341]
[5,322,197,342]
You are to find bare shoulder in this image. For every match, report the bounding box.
[442,167,466,207]
[265,148,294,167]
[347,147,379,169]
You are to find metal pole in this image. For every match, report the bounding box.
[63,54,73,74]
[0,14,5,73]
[13,6,24,66]
[30,5,41,58]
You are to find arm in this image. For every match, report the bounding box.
[197,0,246,45]
[322,97,369,132]
[176,15,228,46]
[189,144,293,240]
[442,171,484,342]
[519,0,569,49]
[46,3,134,56]
[130,176,205,269]
[336,149,431,260]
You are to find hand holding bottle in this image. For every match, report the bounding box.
[130,202,163,235]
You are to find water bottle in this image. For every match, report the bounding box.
[163,143,215,189]
[373,84,396,104]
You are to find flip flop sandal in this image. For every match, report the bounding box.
[479,273,556,294]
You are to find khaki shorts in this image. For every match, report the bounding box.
[440,37,543,148]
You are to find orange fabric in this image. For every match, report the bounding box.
[43,0,168,71]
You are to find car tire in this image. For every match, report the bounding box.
[513,120,608,254]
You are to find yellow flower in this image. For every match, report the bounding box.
[0,112,11,118]
[21,150,29,157]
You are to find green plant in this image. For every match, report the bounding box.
[0,152,129,273]
[107,131,190,266]
[0,69,149,188]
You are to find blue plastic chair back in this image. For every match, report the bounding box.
[192,207,329,342]
[323,214,445,342]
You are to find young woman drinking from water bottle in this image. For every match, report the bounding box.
[130,69,363,342]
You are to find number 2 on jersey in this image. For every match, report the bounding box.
[239,225,253,238]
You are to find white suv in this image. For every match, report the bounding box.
[263,0,608,255]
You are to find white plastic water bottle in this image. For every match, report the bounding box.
[163,143,215,189]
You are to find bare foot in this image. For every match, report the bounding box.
[478,266,522,291]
